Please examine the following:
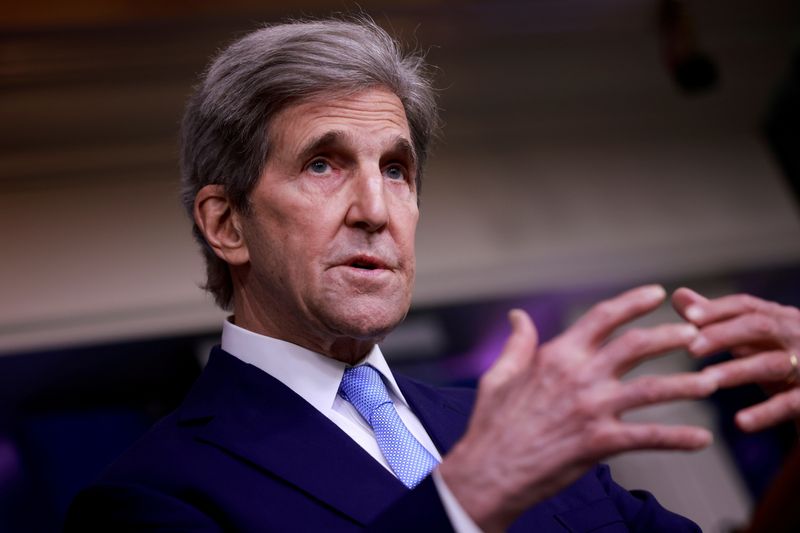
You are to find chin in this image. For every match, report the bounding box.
[323,299,409,342]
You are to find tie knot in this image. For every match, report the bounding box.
[339,365,391,421]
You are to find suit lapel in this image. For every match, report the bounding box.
[394,375,474,456]
[178,348,408,525]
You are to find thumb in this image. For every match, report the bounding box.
[490,309,540,377]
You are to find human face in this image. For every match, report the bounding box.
[234,88,419,362]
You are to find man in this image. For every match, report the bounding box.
[67,18,719,532]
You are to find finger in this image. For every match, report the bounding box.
[613,372,717,413]
[731,345,760,358]
[608,422,713,453]
[679,293,772,327]
[671,287,709,323]
[486,309,539,381]
[703,350,793,388]
[689,313,781,357]
[569,285,666,348]
[600,322,698,376]
[736,388,800,432]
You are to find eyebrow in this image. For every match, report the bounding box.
[389,137,418,170]
[295,130,418,170]
[295,130,346,164]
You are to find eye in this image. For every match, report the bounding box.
[307,159,331,175]
[384,164,406,181]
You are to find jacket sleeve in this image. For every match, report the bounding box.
[596,464,701,533]
[65,482,223,533]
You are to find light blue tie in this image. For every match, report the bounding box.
[339,365,439,488]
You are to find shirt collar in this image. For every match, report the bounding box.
[220,318,409,411]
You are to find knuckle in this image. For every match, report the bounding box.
[584,421,612,450]
[574,363,601,388]
[648,428,673,448]
[782,305,800,325]
[750,315,775,337]
[539,343,577,376]
[740,294,762,311]
[592,301,617,323]
[620,328,648,352]
[631,376,662,403]
[766,302,785,315]
[765,354,786,377]
[573,394,600,419]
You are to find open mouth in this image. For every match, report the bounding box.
[346,256,387,271]
[350,261,378,270]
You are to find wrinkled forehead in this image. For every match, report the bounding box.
[266,87,412,154]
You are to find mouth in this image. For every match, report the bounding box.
[343,255,389,271]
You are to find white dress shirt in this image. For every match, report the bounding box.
[221,319,480,532]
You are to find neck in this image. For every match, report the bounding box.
[232,295,378,366]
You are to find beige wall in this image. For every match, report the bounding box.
[2,1,799,354]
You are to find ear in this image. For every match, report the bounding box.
[194,184,250,266]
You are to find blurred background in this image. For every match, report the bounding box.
[2,0,799,531]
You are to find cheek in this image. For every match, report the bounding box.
[242,209,298,274]
[398,207,419,258]
[254,195,319,248]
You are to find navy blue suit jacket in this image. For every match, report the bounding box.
[66,348,699,532]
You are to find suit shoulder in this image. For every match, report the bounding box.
[93,409,211,487]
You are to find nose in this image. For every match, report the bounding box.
[345,170,389,232]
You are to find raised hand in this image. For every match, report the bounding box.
[439,285,716,532]
[672,287,800,433]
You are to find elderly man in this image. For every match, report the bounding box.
[67,18,720,532]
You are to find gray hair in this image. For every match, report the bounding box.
[180,17,439,310]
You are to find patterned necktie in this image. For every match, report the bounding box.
[339,364,439,488]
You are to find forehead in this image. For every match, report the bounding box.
[268,88,411,153]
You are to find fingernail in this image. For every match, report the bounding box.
[644,285,666,301]
[737,412,753,430]
[678,323,698,340]
[698,372,718,393]
[702,367,722,384]
[691,429,714,448]
[689,335,709,354]
[685,306,704,322]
